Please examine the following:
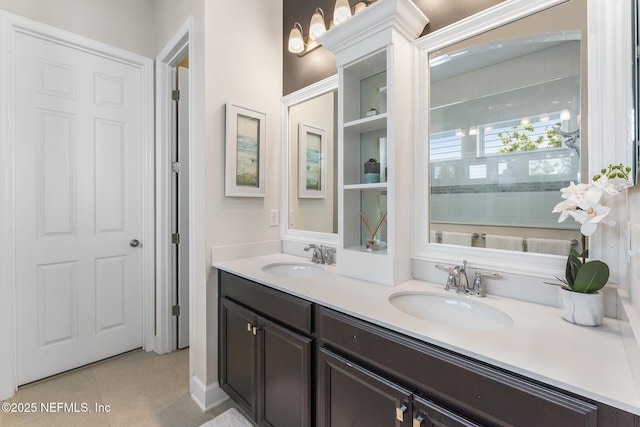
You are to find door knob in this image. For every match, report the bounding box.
[130,239,140,248]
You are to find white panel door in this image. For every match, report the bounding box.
[177,65,190,349]
[15,31,144,384]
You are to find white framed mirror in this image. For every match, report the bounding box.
[414,0,634,283]
[281,75,338,247]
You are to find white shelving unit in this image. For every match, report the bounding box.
[319,0,428,285]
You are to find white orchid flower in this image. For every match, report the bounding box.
[552,181,613,236]
[592,175,633,196]
[566,203,612,236]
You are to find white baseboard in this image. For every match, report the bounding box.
[190,375,229,412]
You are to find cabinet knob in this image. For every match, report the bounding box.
[252,326,257,335]
[247,323,252,332]
[396,404,407,422]
[413,415,425,427]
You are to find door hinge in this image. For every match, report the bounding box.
[172,89,180,101]
[172,304,180,316]
[172,161,181,173]
[172,233,181,244]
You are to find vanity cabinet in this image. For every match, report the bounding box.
[219,271,313,427]
[218,270,638,426]
[317,306,599,427]
[318,346,479,427]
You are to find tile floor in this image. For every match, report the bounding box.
[0,349,242,427]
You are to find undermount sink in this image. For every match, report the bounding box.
[388,292,513,330]
[262,262,326,278]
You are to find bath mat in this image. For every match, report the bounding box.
[200,407,253,427]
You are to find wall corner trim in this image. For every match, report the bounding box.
[190,376,229,412]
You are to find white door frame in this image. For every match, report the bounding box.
[155,18,193,355]
[0,11,155,400]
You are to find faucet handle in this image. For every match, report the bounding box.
[468,271,499,297]
[469,271,485,297]
[304,244,321,263]
[445,266,458,291]
[322,246,336,265]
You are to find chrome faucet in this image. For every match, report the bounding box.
[437,260,498,297]
[304,244,336,265]
[445,260,469,294]
[304,244,323,263]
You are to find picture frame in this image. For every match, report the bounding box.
[298,123,326,198]
[225,103,266,197]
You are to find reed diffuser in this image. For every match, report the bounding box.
[360,211,386,251]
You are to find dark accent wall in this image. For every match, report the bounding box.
[283,0,506,96]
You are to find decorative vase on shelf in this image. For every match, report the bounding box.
[364,158,380,183]
[558,288,604,326]
[549,164,633,327]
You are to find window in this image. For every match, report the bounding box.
[430,130,461,161]
[482,113,563,156]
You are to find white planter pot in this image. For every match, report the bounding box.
[558,288,604,326]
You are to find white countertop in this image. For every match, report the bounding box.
[214,253,640,415]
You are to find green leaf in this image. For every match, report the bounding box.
[565,254,582,289]
[572,261,609,293]
[569,248,582,258]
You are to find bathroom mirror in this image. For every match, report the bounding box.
[424,0,586,256]
[281,76,338,244]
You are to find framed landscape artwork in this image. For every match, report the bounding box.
[225,103,266,197]
[298,123,326,198]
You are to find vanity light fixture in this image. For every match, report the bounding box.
[288,0,373,56]
[333,0,352,25]
[354,2,367,13]
[309,8,327,40]
[288,23,305,54]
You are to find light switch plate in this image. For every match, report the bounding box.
[270,209,279,226]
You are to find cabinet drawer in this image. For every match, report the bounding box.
[318,307,597,427]
[219,270,314,335]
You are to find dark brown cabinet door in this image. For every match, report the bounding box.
[259,318,312,427]
[220,298,258,419]
[413,395,480,427]
[317,347,413,427]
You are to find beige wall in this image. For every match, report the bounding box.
[0,0,155,57]
[202,0,283,383]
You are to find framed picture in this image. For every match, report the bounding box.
[298,123,326,198]
[225,103,266,197]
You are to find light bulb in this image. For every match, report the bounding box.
[539,113,549,122]
[333,0,352,25]
[469,126,477,136]
[288,23,305,54]
[560,109,571,121]
[309,8,326,40]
